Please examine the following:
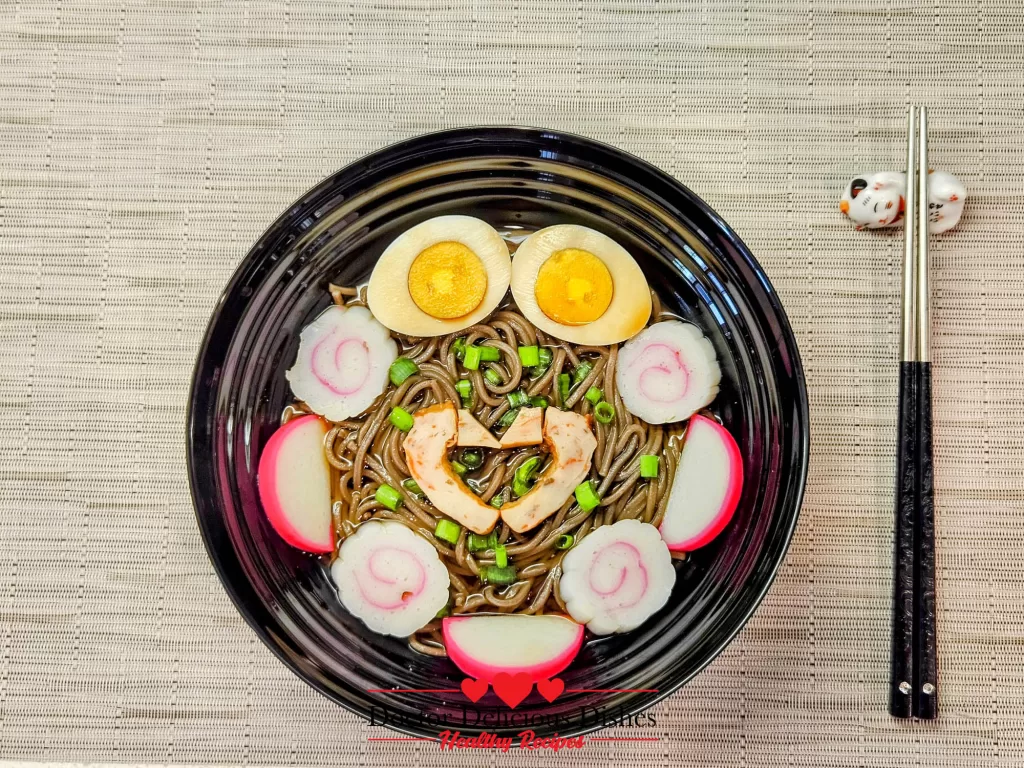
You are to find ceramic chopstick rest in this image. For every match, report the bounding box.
[840,171,966,233]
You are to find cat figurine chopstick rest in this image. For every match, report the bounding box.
[840,170,966,233]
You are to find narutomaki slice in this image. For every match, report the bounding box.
[559,518,675,635]
[286,305,397,422]
[330,520,450,637]
[615,321,721,424]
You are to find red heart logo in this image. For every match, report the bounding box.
[536,677,565,703]
[492,672,533,708]
[460,677,488,703]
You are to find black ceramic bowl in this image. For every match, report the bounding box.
[187,127,808,739]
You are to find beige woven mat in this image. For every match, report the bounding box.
[2,0,1023,765]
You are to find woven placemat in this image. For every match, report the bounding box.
[2,1,1023,765]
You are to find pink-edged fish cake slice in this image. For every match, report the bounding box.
[660,414,743,551]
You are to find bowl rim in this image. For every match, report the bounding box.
[187,125,810,737]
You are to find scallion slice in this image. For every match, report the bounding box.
[517,346,540,367]
[468,530,498,552]
[507,389,530,409]
[512,456,541,497]
[481,565,516,585]
[557,373,571,406]
[573,360,594,386]
[479,345,501,362]
[462,345,483,370]
[402,477,424,499]
[584,386,603,405]
[389,357,419,386]
[434,519,461,545]
[455,378,473,406]
[594,401,615,424]
[461,449,483,469]
[574,480,601,512]
[375,484,402,511]
[452,337,467,361]
[494,544,508,568]
[389,406,414,432]
[639,454,660,478]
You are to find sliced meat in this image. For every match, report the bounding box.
[456,409,501,449]
[500,409,597,533]
[499,407,544,448]
[403,402,500,534]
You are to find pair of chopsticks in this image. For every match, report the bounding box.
[889,106,938,720]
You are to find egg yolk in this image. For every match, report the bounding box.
[534,248,613,326]
[408,241,488,320]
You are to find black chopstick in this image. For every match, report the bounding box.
[890,105,920,719]
[913,107,938,720]
[889,105,939,720]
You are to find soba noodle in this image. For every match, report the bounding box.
[284,285,685,656]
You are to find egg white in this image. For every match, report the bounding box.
[510,224,651,345]
[367,215,511,337]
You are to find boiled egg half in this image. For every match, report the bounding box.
[510,224,651,345]
[367,215,511,336]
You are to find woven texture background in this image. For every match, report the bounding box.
[2,0,1023,765]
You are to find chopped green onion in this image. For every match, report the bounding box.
[594,401,615,424]
[512,456,542,497]
[584,386,603,405]
[468,531,498,552]
[481,565,517,585]
[435,603,451,619]
[455,378,473,406]
[555,534,575,550]
[389,406,414,432]
[479,345,501,362]
[494,545,508,568]
[573,360,594,386]
[518,345,540,367]
[463,345,483,370]
[574,480,601,512]
[489,488,510,509]
[530,395,549,409]
[497,408,519,429]
[389,358,419,386]
[375,484,402,511]
[434,519,461,545]
[402,477,424,499]
[452,337,467,361]
[451,460,468,475]
[557,373,571,406]
[640,454,660,478]
[461,449,483,469]
[507,389,530,409]
[484,367,503,386]
[530,347,553,378]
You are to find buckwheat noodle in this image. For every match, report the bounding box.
[284,285,687,657]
